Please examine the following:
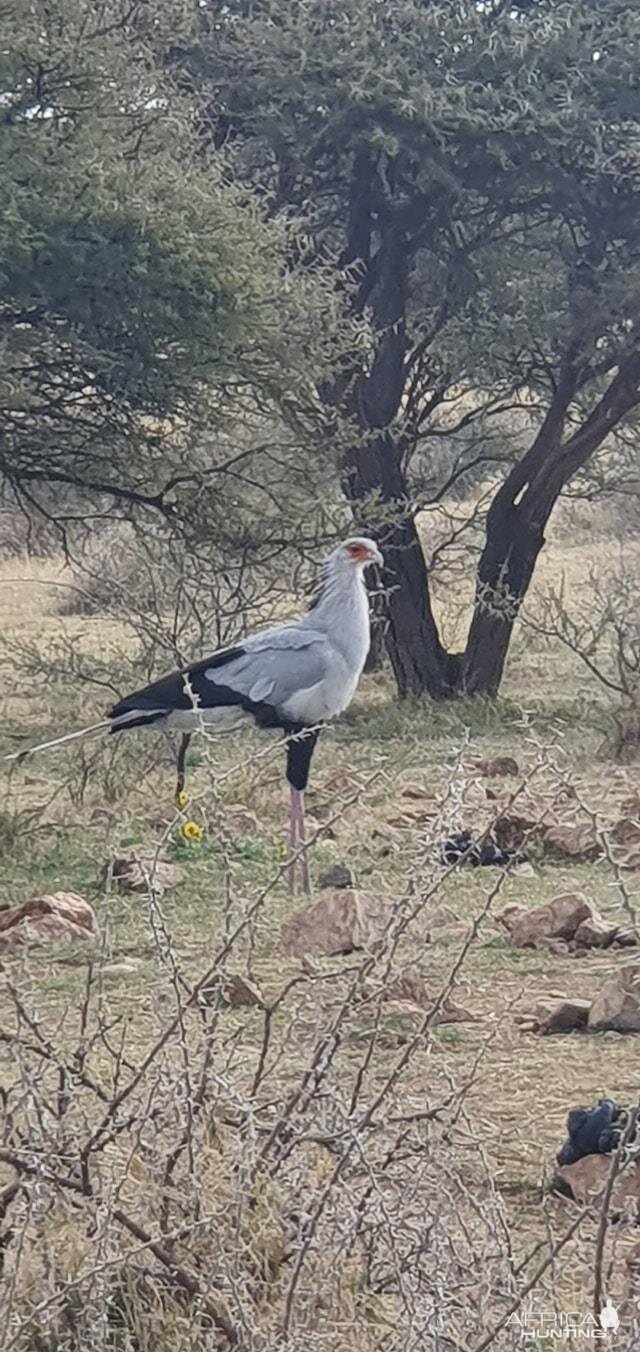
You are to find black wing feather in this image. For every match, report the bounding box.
[108,647,246,730]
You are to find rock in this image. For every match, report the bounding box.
[532,997,591,1034]
[476,756,519,778]
[280,890,396,958]
[612,817,640,847]
[361,968,476,1023]
[541,822,600,862]
[614,928,639,948]
[387,808,436,829]
[101,958,142,975]
[317,863,354,890]
[225,806,259,837]
[400,782,437,800]
[574,914,619,949]
[499,892,592,948]
[536,937,570,955]
[0,892,98,954]
[588,965,640,1032]
[199,974,264,1008]
[300,955,322,976]
[102,848,186,896]
[556,1155,640,1210]
[614,846,640,871]
[493,812,538,851]
[222,974,265,1008]
[510,861,536,877]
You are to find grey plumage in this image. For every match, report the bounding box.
[4,536,383,892]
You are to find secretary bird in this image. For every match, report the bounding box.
[5,537,382,893]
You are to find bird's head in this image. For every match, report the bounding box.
[337,537,383,570]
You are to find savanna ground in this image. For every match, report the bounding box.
[1,502,639,1350]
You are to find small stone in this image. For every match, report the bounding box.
[476,756,519,777]
[493,812,539,851]
[101,958,142,975]
[573,915,619,949]
[533,997,591,1034]
[556,1156,640,1209]
[223,974,264,1008]
[225,806,259,837]
[611,817,640,847]
[101,848,186,896]
[317,864,354,890]
[541,823,600,862]
[614,928,639,948]
[510,861,535,878]
[0,892,98,954]
[588,965,640,1032]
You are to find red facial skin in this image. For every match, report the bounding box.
[346,543,375,562]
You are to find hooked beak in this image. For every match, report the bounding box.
[368,546,383,568]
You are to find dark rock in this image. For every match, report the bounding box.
[317,863,354,890]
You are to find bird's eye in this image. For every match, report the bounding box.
[346,543,368,560]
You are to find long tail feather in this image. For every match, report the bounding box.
[3,706,166,765]
[3,720,112,764]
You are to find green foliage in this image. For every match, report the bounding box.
[0,0,353,542]
[188,0,640,479]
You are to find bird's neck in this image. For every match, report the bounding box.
[307,567,370,668]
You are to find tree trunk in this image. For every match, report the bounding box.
[347,430,451,697]
[460,496,545,695]
[460,351,640,695]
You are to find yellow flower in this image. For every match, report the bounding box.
[181,820,203,843]
[176,789,190,809]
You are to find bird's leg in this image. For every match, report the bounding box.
[287,788,311,896]
[287,785,300,895]
[175,733,191,805]
[297,789,311,895]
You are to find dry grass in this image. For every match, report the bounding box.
[1,511,640,1349]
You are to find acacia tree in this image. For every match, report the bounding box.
[185,0,640,696]
[0,0,352,567]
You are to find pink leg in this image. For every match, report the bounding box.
[295,789,310,894]
[287,786,299,895]
[287,788,311,895]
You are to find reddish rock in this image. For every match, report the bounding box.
[0,892,98,954]
[102,848,186,896]
[611,817,640,847]
[532,997,591,1034]
[499,892,592,948]
[476,756,519,778]
[493,812,539,851]
[223,974,265,1008]
[588,965,640,1032]
[400,782,438,800]
[556,1155,640,1210]
[280,890,396,958]
[574,914,619,949]
[541,822,600,862]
